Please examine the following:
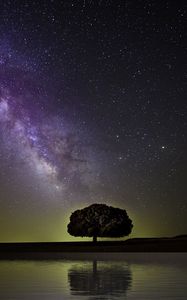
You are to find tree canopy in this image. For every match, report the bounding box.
[67,203,133,242]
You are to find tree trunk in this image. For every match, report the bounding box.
[93,260,97,275]
[93,236,97,243]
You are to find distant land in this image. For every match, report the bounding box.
[0,235,187,258]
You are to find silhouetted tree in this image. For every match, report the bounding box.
[67,203,133,242]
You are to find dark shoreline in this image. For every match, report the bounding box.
[0,236,187,258]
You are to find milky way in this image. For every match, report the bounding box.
[0,48,99,205]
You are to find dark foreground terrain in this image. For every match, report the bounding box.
[0,235,187,259]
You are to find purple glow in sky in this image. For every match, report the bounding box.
[0,68,99,202]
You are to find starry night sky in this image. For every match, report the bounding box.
[0,0,186,241]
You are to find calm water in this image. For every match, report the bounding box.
[0,253,187,299]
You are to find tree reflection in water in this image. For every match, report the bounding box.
[68,260,132,299]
